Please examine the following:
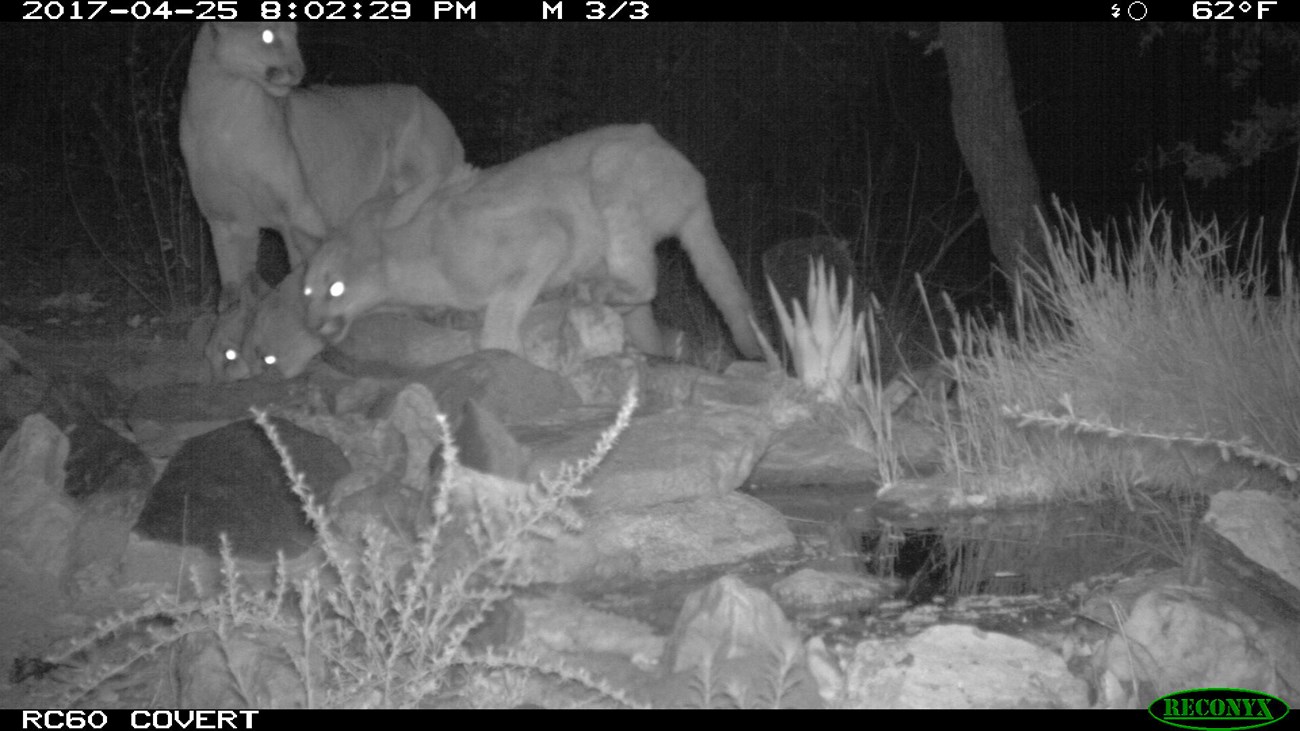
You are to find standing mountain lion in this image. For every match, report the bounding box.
[181,21,468,379]
[302,124,762,360]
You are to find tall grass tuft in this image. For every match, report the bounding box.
[759,256,866,403]
[754,255,901,488]
[943,199,1300,501]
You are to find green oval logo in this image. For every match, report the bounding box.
[1149,688,1290,730]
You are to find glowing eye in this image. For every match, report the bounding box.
[261,29,274,44]
[329,281,346,298]
[263,354,278,366]
[223,349,238,362]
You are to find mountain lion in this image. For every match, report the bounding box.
[181,21,468,379]
[302,124,762,360]
[219,266,323,380]
[207,278,270,381]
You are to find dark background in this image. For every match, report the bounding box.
[0,22,1293,330]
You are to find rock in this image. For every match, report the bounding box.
[1201,489,1300,598]
[134,417,349,561]
[61,418,154,502]
[518,594,663,666]
[320,300,626,379]
[526,404,772,513]
[128,380,296,422]
[0,414,76,579]
[409,349,582,425]
[544,300,624,366]
[172,627,318,709]
[770,568,897,615]
[332,350,581,428]
[530,492,795,584]
[321,312,475,377]
[1092,584,1300,708]
[0,360,154,590]
[449,398,531,481]
[128,418,235,462]
[655,575,821,708]
[330,385,532,543]
[0,411,156,595]
[841,624,1090,709]
[60,417,155,594]
[646,364,777,410]
[564,355,645,406]
[502,397,782,585]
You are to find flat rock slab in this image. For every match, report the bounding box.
[128,380,308,422]
[531,492,796,585]
[752,418,943,488]
[321,312,475,378]
[406,349,583,425]
[842,624,1090,708]
[329,350,582,428]
[134,417,349,562]
[522,404,773,513]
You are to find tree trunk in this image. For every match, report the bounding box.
[939,22,1048,275]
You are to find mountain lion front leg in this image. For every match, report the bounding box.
[210,220,261,312]
[476,214,571,354]
[480,273,551,354]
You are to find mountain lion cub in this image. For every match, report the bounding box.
[302,124,762,360]
[219,266,323,381]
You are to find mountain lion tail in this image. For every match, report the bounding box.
[678,204,762,360]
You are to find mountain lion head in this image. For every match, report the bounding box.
[240,267,323,379]
[203,278,267,382]
[302,238,386,345]
[209,22,304,97]
[303,184,426,343]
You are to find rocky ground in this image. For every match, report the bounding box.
[1,291,1296,709]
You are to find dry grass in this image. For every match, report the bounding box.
[50,384,642,708]
[940,199,1300,501]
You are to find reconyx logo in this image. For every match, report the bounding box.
[1149,688,1289,730]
